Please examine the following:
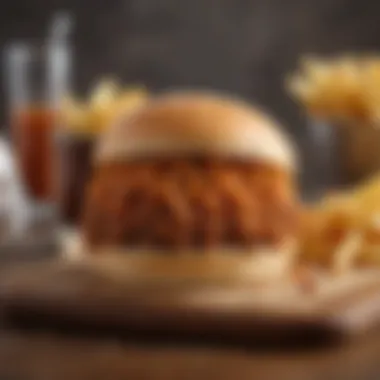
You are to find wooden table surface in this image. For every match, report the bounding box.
[1,325,380,380]
[1,245,380,380]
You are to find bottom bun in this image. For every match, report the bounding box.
[61,233,298,284]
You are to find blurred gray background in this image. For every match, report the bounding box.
[0,0,379,143]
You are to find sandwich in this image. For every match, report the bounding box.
[81,91,299,280]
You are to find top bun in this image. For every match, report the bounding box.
[95,91,297,170]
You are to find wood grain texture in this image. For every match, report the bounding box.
[0,325,380,380]
[0,247,379,379]
[2,257,380,346]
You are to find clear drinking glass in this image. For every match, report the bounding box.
[304,119,345,201]
[4,39,71,222]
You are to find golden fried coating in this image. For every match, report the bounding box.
[82,158,299,250]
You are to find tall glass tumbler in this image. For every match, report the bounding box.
[4,40,71,218]
[304,118,347,202]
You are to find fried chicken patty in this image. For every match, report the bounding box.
[82,158,299,250]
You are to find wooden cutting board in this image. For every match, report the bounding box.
[1,254,380,345]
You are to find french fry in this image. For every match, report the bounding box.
[61,96,91,133]
[62,79,149,135]
[301,172,380,270]
[331,231,362,274]
[89,78,120,109]
[288,55,380,124]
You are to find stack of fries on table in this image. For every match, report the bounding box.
[289,55,380,271]
[301,176,380,272]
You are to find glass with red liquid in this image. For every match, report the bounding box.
[11,107,58,201]
[56,131,95,226]
[4,40,71,221]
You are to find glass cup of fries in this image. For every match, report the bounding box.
[288,55,380,198]
[58,80,148,227]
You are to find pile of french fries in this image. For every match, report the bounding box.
[301,175,380,272]
[61,79,149,135]
[287,55,380,125]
